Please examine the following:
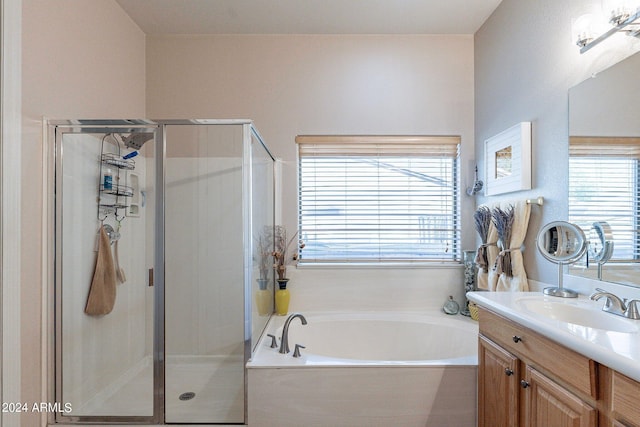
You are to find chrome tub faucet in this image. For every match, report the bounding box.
[279,313,307,354]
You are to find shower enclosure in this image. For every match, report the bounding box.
[49,119,275,424]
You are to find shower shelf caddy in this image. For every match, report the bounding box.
[97,139,135,219]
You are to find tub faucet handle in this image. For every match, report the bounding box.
[293,344,306,358]
[266,334,278,348]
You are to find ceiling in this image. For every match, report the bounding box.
[116,0,503,35]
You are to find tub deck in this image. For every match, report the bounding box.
[247,311,478,426]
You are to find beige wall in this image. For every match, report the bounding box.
[475,0,640,285]
[22,0,145,423]
[147,34,476,315]
[146,34,476,252]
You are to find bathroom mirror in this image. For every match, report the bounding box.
[537,221,587,298]
[568,50,640,288]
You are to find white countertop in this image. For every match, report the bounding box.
[467,291,640,382]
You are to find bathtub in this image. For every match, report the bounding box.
[247,311,478,426]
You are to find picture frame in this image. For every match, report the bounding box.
[484,122,532,196]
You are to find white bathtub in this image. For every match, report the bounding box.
[247,311,478,426]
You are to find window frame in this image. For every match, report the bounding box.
[296,135,461,265]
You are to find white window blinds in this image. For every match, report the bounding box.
[569,137,640,262]
[296,135,461,263]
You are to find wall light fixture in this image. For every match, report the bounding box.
[574,1,640,53]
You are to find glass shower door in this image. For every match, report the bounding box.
[54,124,157,422]
[164,123,246,424]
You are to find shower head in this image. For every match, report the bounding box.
[122,133,154,150]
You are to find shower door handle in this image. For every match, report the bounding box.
[148,268,154,287]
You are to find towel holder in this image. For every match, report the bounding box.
[526,196,544,206]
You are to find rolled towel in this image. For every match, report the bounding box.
[85,225,117,315]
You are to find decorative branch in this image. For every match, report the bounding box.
[256,226,273,280]
[273,226,304,280]
[492,205,515,277]
[473,206,492,272]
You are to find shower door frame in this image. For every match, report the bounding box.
[49,120,161,425]
[49,119,274,425]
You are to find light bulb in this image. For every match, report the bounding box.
[603,0,639,24]
[572,14,596,47]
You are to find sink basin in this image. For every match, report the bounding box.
[516,298,639,333]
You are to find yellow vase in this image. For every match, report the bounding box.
[275,279,290,316]
[255,278,271,316]
[255,289,271,316]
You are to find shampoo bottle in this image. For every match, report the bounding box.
[103,167,113,190]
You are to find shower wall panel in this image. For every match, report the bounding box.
[250,132,275,348]
[165,157,243,355]
[164,124,245,423]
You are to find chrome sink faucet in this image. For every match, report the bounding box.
[279,313,307,354]
[590,288,640,320]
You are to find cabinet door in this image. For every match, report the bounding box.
[479,336,520,427]
[612,371,640,427]
[523,367,597,427]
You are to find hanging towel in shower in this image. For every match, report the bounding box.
[85,225,117,315]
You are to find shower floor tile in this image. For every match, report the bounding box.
[73,357,153,417]
[77,355,244,423]
[166,355,245,423]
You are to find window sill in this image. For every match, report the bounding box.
[295,261,463,270]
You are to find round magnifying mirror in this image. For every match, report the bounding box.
[537,221,587,298]
[537,221,587,264]
[589,221,614,264]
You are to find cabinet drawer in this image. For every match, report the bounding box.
[612,371,640,427]
[478,307,598,399]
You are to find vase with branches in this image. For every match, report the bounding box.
[273,225,302,283]
[256,227,273,283]
[272,225,303,315]
[254,227,274,316]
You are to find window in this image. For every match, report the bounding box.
[297,135,461,263]
[568,137,640,261]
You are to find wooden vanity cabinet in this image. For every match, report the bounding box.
[477,307,598,427]
[477,306,640,427]
[610,370,640,427]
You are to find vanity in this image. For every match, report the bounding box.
[469,291,640,427]
[469,220,640,426]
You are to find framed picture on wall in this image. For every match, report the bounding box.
[484,122,532,195]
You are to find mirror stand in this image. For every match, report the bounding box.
[543,262,579,298]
